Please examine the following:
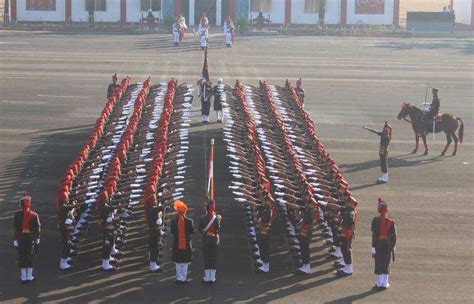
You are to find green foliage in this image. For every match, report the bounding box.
[236,17,249,32]
[164,15,175,29]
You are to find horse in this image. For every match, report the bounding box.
[397,103,464,156]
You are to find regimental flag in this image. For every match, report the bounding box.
[207,139,215,201]
[202,47,210,82]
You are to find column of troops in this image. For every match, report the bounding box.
[13,77,395,290]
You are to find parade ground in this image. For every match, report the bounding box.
[0,31,473,303]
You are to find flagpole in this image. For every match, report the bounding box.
[207,138,215,201]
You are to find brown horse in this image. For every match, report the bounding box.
[397,103,464,156]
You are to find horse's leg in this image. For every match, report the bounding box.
[412,134,419,154]
[441,133,452,156]
[422,135,429,155]
[451,133,458,156]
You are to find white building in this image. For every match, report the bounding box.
[9,0,401,26]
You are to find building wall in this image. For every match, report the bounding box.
[16,0,65,22]
[453,0,473,25]
[71,0,120,22]
[346,0,395,25]
[11,0,399,25]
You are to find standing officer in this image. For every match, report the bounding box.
[200,80,213,124]
[147,202,165,272]
[363,122,392,184]
[171,200,194,284]
[13,192,41,282]
[199,199,222,284]
[107,74,119,98]
[371,198,397,289]
[213,78,224,123]
[295,78,305,106]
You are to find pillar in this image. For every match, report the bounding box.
[285,0,291,25]
[175,0,182,16]
[340,0,347,25]
[189,0,195,25]
[120,0,126,23]
[11,0,16,22]
[65,0,72,22]
[471,0,474,28]
[393,0,399,26]
[228,0,235,19]
[216,0,222,25]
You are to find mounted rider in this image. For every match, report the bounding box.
[422,88,441,135]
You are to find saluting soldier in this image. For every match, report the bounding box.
[322,196,357,276]
[199,199,222,284]
[171,200,194,284]
[13,192,41,282]
[371,198,397,290]
[363,121,392,184]
[295,204,318,274]
[249,195,274,273]
[147,202,165,272]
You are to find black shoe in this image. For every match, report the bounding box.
[335,270,352,277]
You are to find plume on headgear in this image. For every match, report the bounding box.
[173,200,188,216]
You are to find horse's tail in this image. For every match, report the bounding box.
[456,117,464,144]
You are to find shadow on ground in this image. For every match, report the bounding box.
[0,124,347,303]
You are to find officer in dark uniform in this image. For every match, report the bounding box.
[213,78,224,123]
[200,80,213,123]
[199,199,222,283]
[107,74,119,98]
[295,78,305,106]
[363,122,392,184]
[371,198,397,290]
[147,202,165,272]
[13,192,41,282]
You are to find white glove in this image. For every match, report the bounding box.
[13,240,18,247]
[35,239,40,245]
[371,247,376,255]
[156,218,163,226]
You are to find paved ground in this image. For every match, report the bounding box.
[0,31,473,303]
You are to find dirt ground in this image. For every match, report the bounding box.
[0,31,472,303]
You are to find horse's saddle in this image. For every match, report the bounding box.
[434,114,443,123]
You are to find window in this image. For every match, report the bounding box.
[305,0,321,14]
[26,0,56,11]
[141,0,161,11]
[86,0,106,12]
[355,0,385,15]
[251,0,271,13]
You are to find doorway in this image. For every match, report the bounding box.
[195,0,216,25]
